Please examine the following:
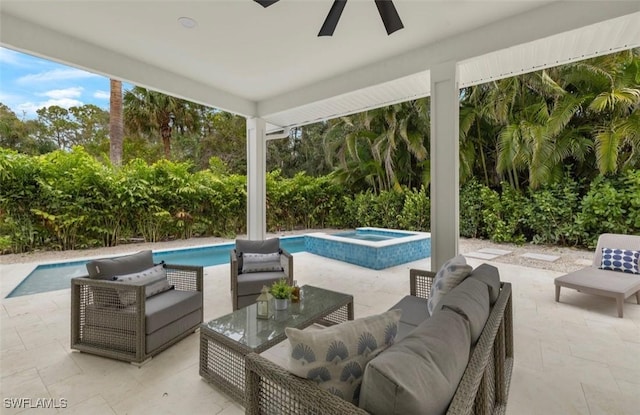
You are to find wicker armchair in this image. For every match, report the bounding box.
[71,263,203,365]
[245,268,513,414]
[230,238,293,311]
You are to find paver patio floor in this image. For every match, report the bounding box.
[1,252,639,414]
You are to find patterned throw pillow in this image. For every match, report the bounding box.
[285,309,401,405]
[427,255,473,315]
[600,248,640,274]
[241,252,283,273]
[112,264,172,306]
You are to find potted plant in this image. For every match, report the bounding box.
[270,279,296,310]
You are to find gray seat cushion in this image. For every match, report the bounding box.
[432,277,490,345]
[237,271,287,296]
[388,295,429,327]
[86,250,154,280]
[468,263,501,305]
[146,309,201,353]
[237,293,264,310]
[145,290,202,334]
[359,309,471,415]
[555,267,640,294]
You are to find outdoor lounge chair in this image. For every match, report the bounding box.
[71,250,203,364]
[555,233,640,317]
[230,238,293,310]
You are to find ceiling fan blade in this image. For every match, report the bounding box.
[318,0,347,37]
[254,0,280,8]
[374,0,404,35]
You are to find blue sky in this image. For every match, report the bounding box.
[0,47,116,119]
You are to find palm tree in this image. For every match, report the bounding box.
[109,79,123,166]
[323,100,429,192]
[124,87,201,159]
[574,50,640,174]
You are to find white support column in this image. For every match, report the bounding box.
[430,61,460,270]
[246,117,267,240]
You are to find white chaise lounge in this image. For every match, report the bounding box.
[555,233,640,318]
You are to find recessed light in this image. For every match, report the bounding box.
[178,17,197,29]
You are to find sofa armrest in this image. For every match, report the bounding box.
[280,248,294,284]
[409,268,436,299]
[245,353,368,415]
[70,276,146,360]
[164,264,203,292]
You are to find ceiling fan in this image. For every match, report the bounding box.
[254,0,404,37]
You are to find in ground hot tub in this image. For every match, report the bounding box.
[304,227,431,270]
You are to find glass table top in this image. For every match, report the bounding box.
[202,285,352,350]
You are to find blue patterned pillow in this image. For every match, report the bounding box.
[285,309,402,405]
[427,255,473,315]
[600,248,640,274]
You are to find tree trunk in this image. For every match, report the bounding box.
[109,79,123,166]
[161,123,172,159]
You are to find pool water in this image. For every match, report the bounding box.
[332,231,397,242]
[7,236,306,298]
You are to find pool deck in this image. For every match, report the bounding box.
[1,252,640,414]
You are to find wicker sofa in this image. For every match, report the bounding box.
[71,251,203,365]
[245,263,513,415]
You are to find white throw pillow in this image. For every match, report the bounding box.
[285,309,402,405]
[112,264,171,306]
[242,252,283,273]
[427,255,472,315]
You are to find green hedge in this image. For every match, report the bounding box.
[1,147,638,253]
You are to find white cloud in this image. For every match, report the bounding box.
[17,68,99,84]
[93,90,110,99]
[0,48,26,66]
[37,87,84,99]
[16,98,85,117]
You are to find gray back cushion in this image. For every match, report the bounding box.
[468,263,501,305]
[432,277,490,345]
[236,238,280,254]
[86,250,154,280]
[359,309,471,415]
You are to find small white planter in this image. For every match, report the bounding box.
[274,298,289,310]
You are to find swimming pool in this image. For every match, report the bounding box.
[305,227,431,270]
[7,236,306,298]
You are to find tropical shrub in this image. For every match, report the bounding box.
[1,148,638,254]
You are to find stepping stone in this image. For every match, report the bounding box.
[477,248,512,256]
[521,253,560,262]
[465,252,500,260]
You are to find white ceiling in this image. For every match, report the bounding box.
[1,0,639,131]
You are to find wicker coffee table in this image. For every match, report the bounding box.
[199,285,354,403]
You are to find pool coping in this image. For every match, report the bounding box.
[306,227,431,248]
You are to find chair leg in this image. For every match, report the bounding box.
[555,285,561,302]
[635,291,640,304]
[616,296,624,318]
